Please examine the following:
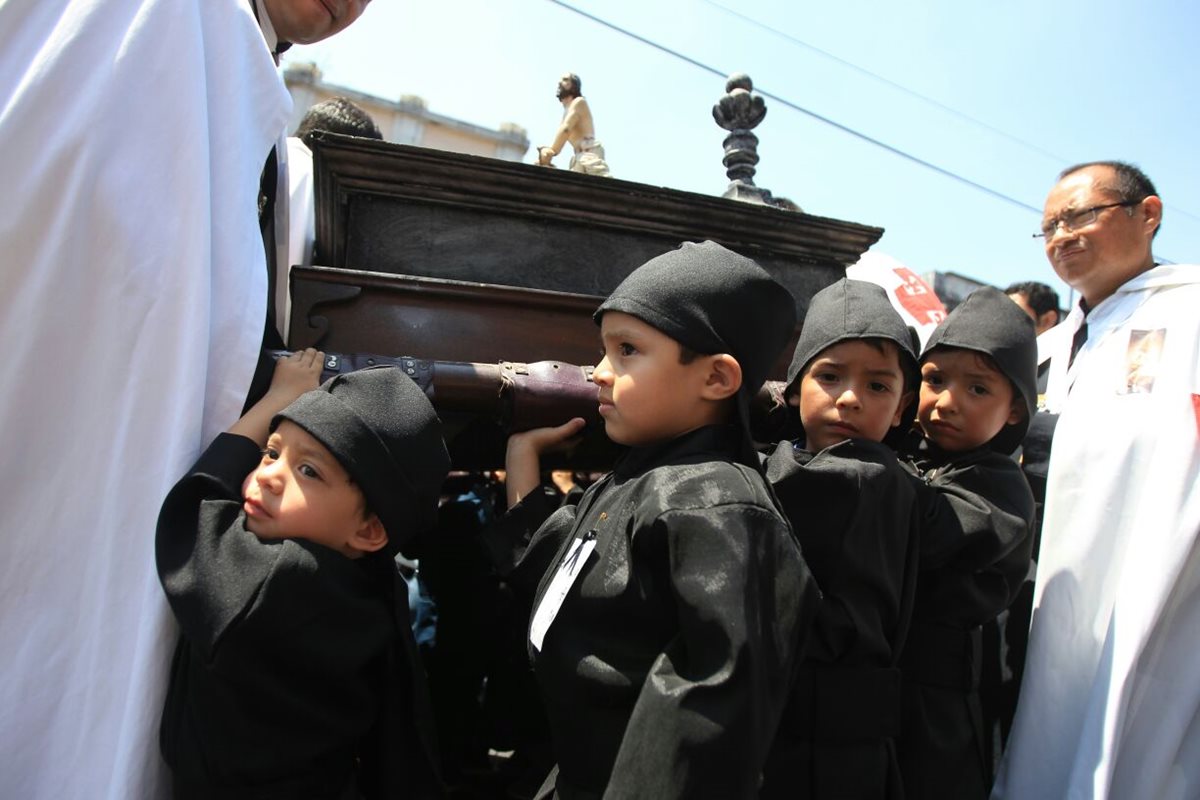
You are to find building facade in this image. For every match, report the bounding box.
[922,270,989,310]
[283,62,529,162]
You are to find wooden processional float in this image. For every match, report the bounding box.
[288,74,883,467]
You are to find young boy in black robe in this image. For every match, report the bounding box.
[758,278,922,799]
[156,349,450,799]
[484,241,819,799]
[895,287,1038,799]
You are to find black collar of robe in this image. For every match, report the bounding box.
[612,424,743,481]
[249,0,292,59]
[907,434,993,474]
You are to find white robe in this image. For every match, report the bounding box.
[994,264,1200,799]
[287,136,317,274]
[0,1,290,796]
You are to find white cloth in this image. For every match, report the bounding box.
[287,136,316,272]
[994,264,1200,799]
[1033,319,1072,408]
[0,1,290,797]
[569,137,611,177]
[846,251,947,349]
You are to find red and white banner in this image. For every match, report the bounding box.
[846,251,946,348]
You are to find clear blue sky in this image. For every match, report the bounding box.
[283,0,1199,307]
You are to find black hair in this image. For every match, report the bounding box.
[1058,160,1160,239]
[563,73,582,97]
[863,338,917,394]
[294,97,383,147]
[678,344,701,364]
[788,337,916,399]
[1003,281,1061,322]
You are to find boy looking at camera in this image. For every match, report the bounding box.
[156,349,450,799]
[484,241,818,799]
[759,278,923,799]
[896,287,1038,799]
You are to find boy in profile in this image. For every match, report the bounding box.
[895,287,1038,799]
[759,278,922,799]
[485,241,818,799]
[156,349,450,799]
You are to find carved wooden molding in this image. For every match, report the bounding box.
[311,133,882,278]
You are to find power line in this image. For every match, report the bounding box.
[547,0,1040,215]
[701,0,1068,163]
[545,0,1185,262]
[698,0,1200,226]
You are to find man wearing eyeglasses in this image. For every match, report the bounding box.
[994,162,1200,799]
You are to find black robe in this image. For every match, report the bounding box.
[484,425,818,800]
[898,440,1034,800]
[156,433,438,799]
[760,439,920,800]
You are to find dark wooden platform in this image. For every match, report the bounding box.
[289,265,603,365]
[289,137,883,465]
[309,133,882,317]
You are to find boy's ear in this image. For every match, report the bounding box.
[892,390,916,428]
[1006,397,1027,426]
[349,514,389,555]
[699,354,743,401]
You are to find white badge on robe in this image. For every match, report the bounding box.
[529,529,598,652]
[1119,328,1166,394]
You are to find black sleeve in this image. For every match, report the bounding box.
[155,433,307,661]
[1019,411,1059,558]
[603,504,818,800]
[479,486,579,598]
[914,457,1036,621]
[769,440,918,664]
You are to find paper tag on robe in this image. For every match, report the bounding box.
[1119,328,1167,394]
[529,530,597,652]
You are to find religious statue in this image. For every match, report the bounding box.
[537,73,612,177]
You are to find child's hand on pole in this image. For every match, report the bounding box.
[265,348,324,408]
[505,417,587,507]
[229,348,325,445]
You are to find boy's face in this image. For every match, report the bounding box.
[791,339,910,452]
[593,311,718,447]
[241,420,378,556]
[918,348,1023,451]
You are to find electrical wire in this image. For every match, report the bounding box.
[697,0,1200,226]
[545,0,1186,262]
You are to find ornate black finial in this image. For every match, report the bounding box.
[712,73,798,210]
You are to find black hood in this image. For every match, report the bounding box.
[275,366,451,554]
[921,286,1038,454]
[786,278,920,448]
[595,240,797,467]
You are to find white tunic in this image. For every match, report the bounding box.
[287,136,317,274]
[0,1,290,796]
[994,264,1200,799]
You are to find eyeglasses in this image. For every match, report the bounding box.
[1034,201,1139,239]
